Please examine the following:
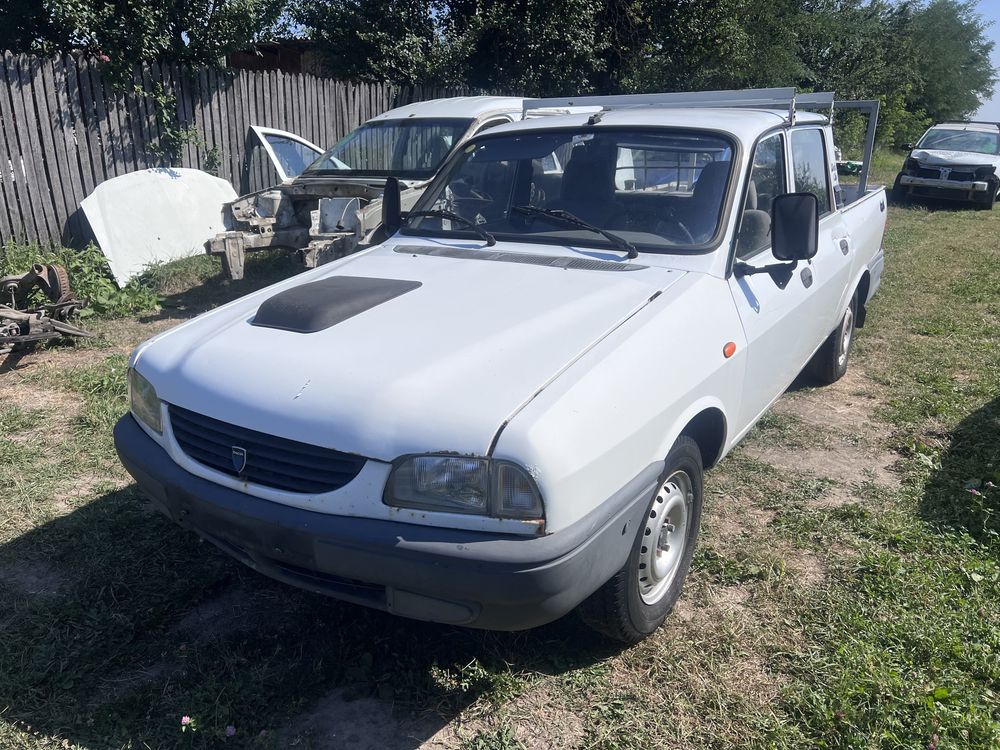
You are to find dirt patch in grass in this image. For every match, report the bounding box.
[745,443,899,489]
[743,369,901,497]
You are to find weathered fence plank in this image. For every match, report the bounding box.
[0,53,492,247]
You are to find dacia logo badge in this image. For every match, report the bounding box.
[231,446,247,474]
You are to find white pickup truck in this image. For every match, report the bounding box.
[116,88,887,642]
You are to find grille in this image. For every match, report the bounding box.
[916,166,941,179]
[947,171,975,182]
[394,245,647,271]
[169,405,366,494]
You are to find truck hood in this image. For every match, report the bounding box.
[911,148,1000,169]
[136,241,685,461]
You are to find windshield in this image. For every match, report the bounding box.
[917,128,1000,156]
[304,118,474,179]
[404,128,734,253]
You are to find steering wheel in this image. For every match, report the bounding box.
[623,207,696,245]
[656,207,695,245]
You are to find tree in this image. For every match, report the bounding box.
[908,0,996,122]
[2,0,290,81]
[291,0,441,83]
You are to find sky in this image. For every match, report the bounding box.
[974,0,1000,120]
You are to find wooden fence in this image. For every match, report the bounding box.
[0,52,478,248]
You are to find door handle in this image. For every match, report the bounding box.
[839,239,850,255]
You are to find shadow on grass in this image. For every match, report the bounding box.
[139,251,304,324]
[0,484,619,748]
[921,395,1000,551]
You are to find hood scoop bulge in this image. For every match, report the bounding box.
[251,275,421,333]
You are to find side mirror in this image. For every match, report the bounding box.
[900,143,914,151]
[382,177,402,235]
[771,192,819,262]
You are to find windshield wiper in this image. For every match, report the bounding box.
[404,210,496,246]
[512,206,638,259]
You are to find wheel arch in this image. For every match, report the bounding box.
[677,405,728,470]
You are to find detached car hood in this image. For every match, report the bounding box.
[136,241,685,461]
[911,148,1000,169]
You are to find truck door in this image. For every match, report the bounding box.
[727,132,824,430]
[790,127,854,336]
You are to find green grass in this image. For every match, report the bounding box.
[1,184,998,748]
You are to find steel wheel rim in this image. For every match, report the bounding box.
[838,305,854,367]
[638,470,692,605]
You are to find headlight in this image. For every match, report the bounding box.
[385,455,543,519]
[128,367,162,434]
[904,158,920,172]
[975,165,997,180]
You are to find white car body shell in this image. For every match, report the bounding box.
[898,122,1000,204]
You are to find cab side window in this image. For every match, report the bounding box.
[791,129,832,215]
[736,133,785,259]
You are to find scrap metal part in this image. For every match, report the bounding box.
[206,179,421,280]
[0,264,94,355]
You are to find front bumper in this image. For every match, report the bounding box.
[114,415,659,631]
[899,174,992,194]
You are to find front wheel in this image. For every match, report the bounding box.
[973,188,997,211]
[577,437,704,643]
[891,174,908,205]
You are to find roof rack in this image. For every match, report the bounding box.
[522,88,838,124]
[522,87,881,195]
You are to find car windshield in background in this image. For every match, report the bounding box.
[304,118,474,179]
[918,129,1000,156]
[404,129,734,253]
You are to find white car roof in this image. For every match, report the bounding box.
[929,122,1000,133]
[479,107,828,143]
[367,96,527,122]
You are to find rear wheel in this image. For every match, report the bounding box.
[809,292,857,385]
[578,437,703,643]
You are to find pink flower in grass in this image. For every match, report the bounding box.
[181,716,191,727]
[226,725,236,737]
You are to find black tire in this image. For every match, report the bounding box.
[973,188,996,211]
[577,437,704,643]
[891,174,908,205]
[809,292,857,385]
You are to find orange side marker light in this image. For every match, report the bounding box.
[723,341,737,359]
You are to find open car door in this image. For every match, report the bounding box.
[249,126,325,182]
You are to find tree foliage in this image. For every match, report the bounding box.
[2,0,995,144]
[2,0,290,82]
[292,0,995,142]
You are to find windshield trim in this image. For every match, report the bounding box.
[303,117,476,179]
[399,124,741,256]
